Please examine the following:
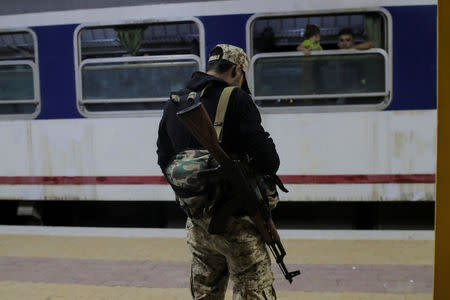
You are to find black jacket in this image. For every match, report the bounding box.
[156,71,280,174]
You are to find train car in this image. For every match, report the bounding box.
[0,0,437,225]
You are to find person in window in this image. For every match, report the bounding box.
[297,24,322,56]
[296,24,322,95]
[337,28,374,50]
[333,28,374,104]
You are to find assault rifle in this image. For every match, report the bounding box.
[176,102,300,283]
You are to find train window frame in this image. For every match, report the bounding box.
[73,18,205,118]
[245,8,393,113]
[0,28,40,120]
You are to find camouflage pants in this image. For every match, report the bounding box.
[186,216,276,300]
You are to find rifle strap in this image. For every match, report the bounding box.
[214,86,236,142]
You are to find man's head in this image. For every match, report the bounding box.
[207,44,251,94]
[337,28,355,49]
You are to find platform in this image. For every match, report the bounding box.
[0,226,434,300]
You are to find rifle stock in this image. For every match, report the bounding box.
[177,102,300,283]
[176,102,230,166]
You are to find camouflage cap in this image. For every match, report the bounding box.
[208,44,249,75]
[209,44,251,94]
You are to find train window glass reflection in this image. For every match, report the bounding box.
[75,20,203,115]
[0,30,39,118]
[248,10,391,109]
[79,22,200,59]
[0,31,35,61]
[253,50,387,106]
[81,58,199,111]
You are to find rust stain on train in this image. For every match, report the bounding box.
[393,131,414,157]
[26,123,33,173]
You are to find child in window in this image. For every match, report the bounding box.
[297,24,322,56]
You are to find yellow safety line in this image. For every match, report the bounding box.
[0,281,432,300]
[0,235,434,265]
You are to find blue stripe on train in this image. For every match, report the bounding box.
[31,6,436,119]
[198,14,251,66]
[32,24,82,119]
[386,5,437,111]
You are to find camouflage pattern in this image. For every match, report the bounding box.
[243,163,280,211]
[186,216,276,300]
[165,150,217,193]
[256,176,280,210]
[165,149,221,218]
[208,44,250,75]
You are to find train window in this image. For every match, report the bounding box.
[252,50,387,106]
[247,10,391,111]
[80,56,200,111]
[75,19,204,116]
[0,30,40,118]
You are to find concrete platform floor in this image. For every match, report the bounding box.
[0,226,434,300]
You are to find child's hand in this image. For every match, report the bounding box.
[297,45,311,56]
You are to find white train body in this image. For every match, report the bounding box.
[0,0,437,202]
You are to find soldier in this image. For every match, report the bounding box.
[157,44,280,299]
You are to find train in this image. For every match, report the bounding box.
[0,0,437,224]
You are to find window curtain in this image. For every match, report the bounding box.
[115,25,148,56]
[365,14,383,49]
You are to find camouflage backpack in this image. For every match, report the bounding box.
[164,87,236,219]
[165,149,223,219]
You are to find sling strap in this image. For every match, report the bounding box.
[214,86,236,142]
